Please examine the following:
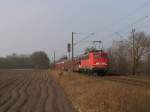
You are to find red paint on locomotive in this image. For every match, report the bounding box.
[79,51,109,72]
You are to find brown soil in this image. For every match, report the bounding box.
[0,69,76,112]
[49,70,150,112]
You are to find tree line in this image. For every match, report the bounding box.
[108,32,150,75]
[0,51,50,69]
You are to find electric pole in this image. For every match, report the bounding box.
[67,43,71,60]
[71,32,74,71]
[132,29,135,75]
[72,32,74,61]
[54,52,56,68]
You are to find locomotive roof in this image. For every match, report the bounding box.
[85,50,106,54]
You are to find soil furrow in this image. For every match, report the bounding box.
[31,72,43,112]
[17,77,35,112]
[0,77,27,112]
[0,70,76,112]
[0,76,22,93]
[34,81,46,112]
[7,76,34,112]
[0,77,25,106]
[21,73,42,112]
[20,73,40,112]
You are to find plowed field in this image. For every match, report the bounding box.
[0,70,76,112]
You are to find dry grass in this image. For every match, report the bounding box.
[49,70,150,112]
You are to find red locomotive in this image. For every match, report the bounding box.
[79,50,109,73]
[55,50,109,75]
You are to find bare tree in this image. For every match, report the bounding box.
[108,40,129,74]
[146,53,150,74]
[128,32,150,74]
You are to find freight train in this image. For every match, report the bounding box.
[55,50,109,75]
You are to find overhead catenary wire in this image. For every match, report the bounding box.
[121,14,150,32]
[74,33,95,46]
[60,1,150,58]
[113,0,150,25]
[91,0,150,42]
[74,1,150,46]
[87,12,150,50]
[135,18,150,30]
[102,13,150,42]
[94,0,150,35]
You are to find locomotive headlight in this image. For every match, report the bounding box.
[96,62,100,65]
[101,62,107,65]
[95,62,107,65]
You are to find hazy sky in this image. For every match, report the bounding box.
[0,0,150,59]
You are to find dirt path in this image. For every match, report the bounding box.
[0,70,76,112]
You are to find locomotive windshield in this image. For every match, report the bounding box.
[94,53,108,59]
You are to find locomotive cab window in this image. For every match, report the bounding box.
[94,53,108,59]
[83,54,89,60]
[101,53,108,58]
[94,53,101,59]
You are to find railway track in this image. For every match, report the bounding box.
[104,76,150,89]
[78,71,150,89]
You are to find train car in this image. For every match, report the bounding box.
[55,50,109,75]
[79,50,109,74]
[55,61,65,70]
[55,59,80,72]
